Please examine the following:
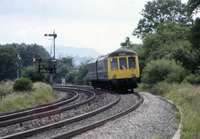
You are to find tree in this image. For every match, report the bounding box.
[0,43,51,81]
[13,77,33,91]
[142,21,198,72]
[0,46,16,80]
[18,43,50,67]
[142,59,186,85]
[65,70,78,84]
[120,37,132,49]
[74,63,89,85]
[22,66,43,82]
[190,18,200,49]
[187,0,200,14]
[54,57,74,83]
[133,0,193,39]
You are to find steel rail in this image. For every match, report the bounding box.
[1,91,119,139]
[0,90,78,122]
[49,92,143,139]
[0,88,95,127]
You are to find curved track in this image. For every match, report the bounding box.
[50,91,143,139]
[0,88,96,127]
[0,90,79,127]
[0,86,143,139]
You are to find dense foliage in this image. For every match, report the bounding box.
[0,43,50,81]
[13,77,33,91]
[133,0,193,39]
[128,0,200,86]
[141,59,186,85]
[187,0,200,14]
[0,46,16,80]
[142,21,199,72]
[190,18,200,49]
[65,63,89,85]
[54,57,74,83]
[22,66,44,82]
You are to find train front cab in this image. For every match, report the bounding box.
[107,54,140,90]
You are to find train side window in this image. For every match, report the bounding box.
[110,58,118,70]
[119,57,127,70]
[128,57,136,69]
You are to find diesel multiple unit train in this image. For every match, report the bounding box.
[88,49,140,92]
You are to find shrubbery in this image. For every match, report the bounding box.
[13,77,33,91]
[22,66,43,82]
[183,74,200,84]
[141,59,186,86]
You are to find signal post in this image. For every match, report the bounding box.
[32,31,57,86]
[44,30,57,86]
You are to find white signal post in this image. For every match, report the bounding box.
[44,30,57,60]
[44,30,57,86]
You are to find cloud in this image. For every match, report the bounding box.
[0,0,145,54]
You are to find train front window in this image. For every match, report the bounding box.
[128,57,136,69]
[110,58,118,70]
[119,57,127,70]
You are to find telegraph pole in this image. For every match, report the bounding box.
[16,53,21,79]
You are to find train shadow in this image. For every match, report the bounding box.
[114,89,134,94]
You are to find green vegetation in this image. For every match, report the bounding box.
[0,43,50,81]
[133,0,192,39]
[131,1,200,138]
[0,82,58,113]
[22,65,43,82]
[13,77,33,91]
[0,42,89,85]
[1,0,200,137]
[141,59,186,85]
[140,82,200,139]
[152,134,162,139]
[0,84,13,99]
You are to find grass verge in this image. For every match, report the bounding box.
[0,82,58,114]
[138,82,200,139]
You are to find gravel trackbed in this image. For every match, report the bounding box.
[73,92,180,139]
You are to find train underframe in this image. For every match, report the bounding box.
[91,77,139,93]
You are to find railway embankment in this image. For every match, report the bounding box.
[0,82,58,114]
[139,82,200,139]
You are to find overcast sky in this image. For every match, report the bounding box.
[0,0,189,55]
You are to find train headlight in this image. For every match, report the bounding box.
[112,74,117,79]
[131,73,136,77]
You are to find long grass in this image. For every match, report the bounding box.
[139,82,200,139]
[0,82,58,113]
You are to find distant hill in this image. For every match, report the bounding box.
[44,46,101,65]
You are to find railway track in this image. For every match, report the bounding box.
[50,92,143,139]
[0,90,79,127]
[0,88,95,127]
[0,86,143,139]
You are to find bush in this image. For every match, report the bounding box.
[150,82,171,96]
[22,66,43,82]
[0,82,57,113]
[183,74,200,84]
[13,77,33,91]
[141,59,186,85]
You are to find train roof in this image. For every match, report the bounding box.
[88,54,108,64]
[88,49,137,64]
[108,49,137,57]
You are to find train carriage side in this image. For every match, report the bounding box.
[88,55,109,89]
